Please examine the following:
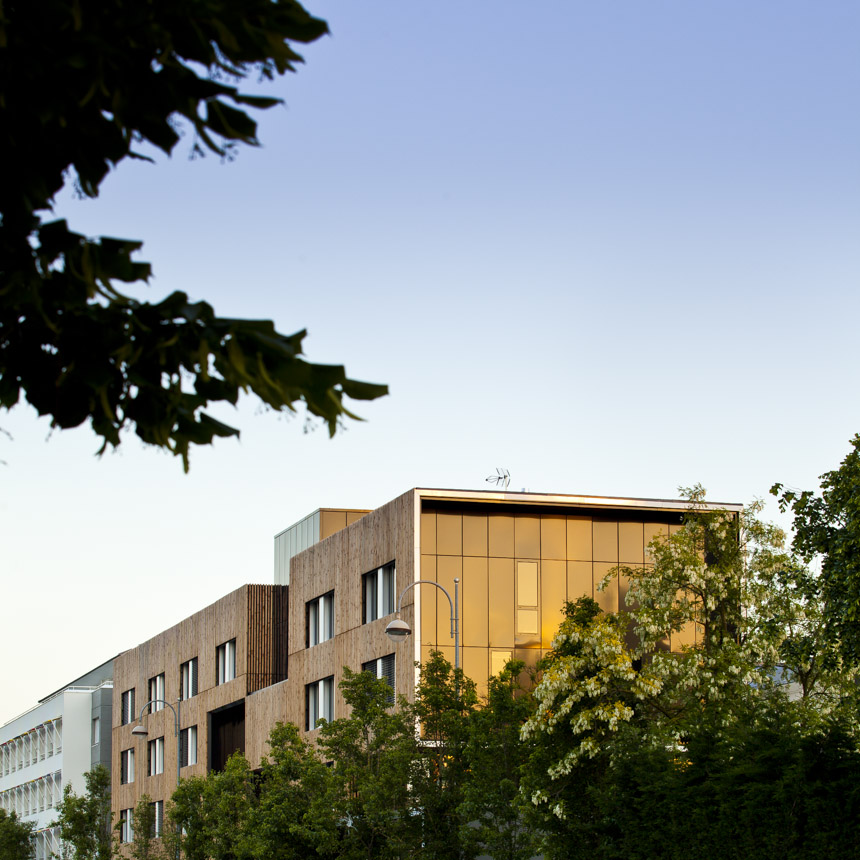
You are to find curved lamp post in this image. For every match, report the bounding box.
[385,578,460,670]
[131,698,180,855]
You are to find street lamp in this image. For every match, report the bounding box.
[385,578,460,670]
[131,698,181,856]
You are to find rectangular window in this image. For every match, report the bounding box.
[179,658,198,700]
[149,672,164,714]
[148,737,164,776]
[306,591,334,647]
[148,673,166,712]
[120,748,135,785]
[121,689,136,726]
[362,562,395,623]
[119,808,133,843]
[306,676,334,731]
[216,640,236,685]
[91,717,100,746]
[362,653,395,704]
[179,726,198,768]
[150,800,164,838]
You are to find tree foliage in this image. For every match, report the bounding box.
[458,660,539,860]
[0,0,387,469]
[521,487,859,858]
[773,433,860,665]
[52,763,113,860]
[313,669,419,860]
[0,808,34,860]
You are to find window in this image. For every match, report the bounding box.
[148,737,164,776]
[148,673,166,712]
[516,561,539,635]
[307,591,334,647]
[180,726,198,768]
[180,658,198,700]
[150,800,164,838]
[216,640,236,685]
[362,562,395,623]
[306,676,334,731]
[362,653,395,704]
[91,717,100,746]
[120,748,135,785]
[121,689,136,726]
[119,808,133,843]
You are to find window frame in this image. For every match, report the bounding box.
[361,653,396,705]
[148,673,166,712]
[120,748,135,785]
[150,800,164,838]
[179,725,198,768]
[121,689,136,726]
[305,676,334,731]
[119,808,133,843]
[148,736,165,777]
[362,562,395,624]
[216,640,236,686]
[179,657,198,701]
[306,590,335,647]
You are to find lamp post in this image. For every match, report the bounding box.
[385,578,460,671]
[131,697,180,855]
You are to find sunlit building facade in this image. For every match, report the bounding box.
[111,488,739,848]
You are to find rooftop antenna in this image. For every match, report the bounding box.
[486,467,510,490]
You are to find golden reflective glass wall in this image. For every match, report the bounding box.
[420,508,686,695]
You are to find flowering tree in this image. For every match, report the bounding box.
[521,487,857,853]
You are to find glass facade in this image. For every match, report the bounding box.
[420,506,688,694]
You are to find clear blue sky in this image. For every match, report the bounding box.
[2,0,859,722]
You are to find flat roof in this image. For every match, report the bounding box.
[414,487,743,513]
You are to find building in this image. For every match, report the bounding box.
[111,488,740,832]
[0,659,114,860]
[111,584,287,843]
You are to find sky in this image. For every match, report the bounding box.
[2,0,859,724]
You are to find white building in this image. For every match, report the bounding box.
[0,659,114,860]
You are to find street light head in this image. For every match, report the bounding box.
[385,618,412,642]
[131,724,149,737]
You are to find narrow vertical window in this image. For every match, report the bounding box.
[148,737,164,776]
[150,800,164,838]
[121,689,136,726]
[362,654,396,704]
[91,717,100,746]
[180,658,198,700]
[362,562,396,623]
[120,748,135,784]
[306,591,334,646]
[216,640,236,685]
[179,726,198,768]
[148,674,166,712]
[306,676,334,730]
[120,808,134,843]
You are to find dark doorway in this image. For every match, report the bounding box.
[208,700,245,772]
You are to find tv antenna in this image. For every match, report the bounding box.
[486,467,510,490]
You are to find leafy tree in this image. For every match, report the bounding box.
[53,764,113,860]
[312,668,419,860]
[521,488,859,857]
[408,650,478,860]
[0,808,34,860]
[0,1,387,469]
[167,753,256,860]
[520,597,661,836]
[458,660,539,860]
[245,722,335,860]
[125,795,168,860]
[773,434,860,664]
